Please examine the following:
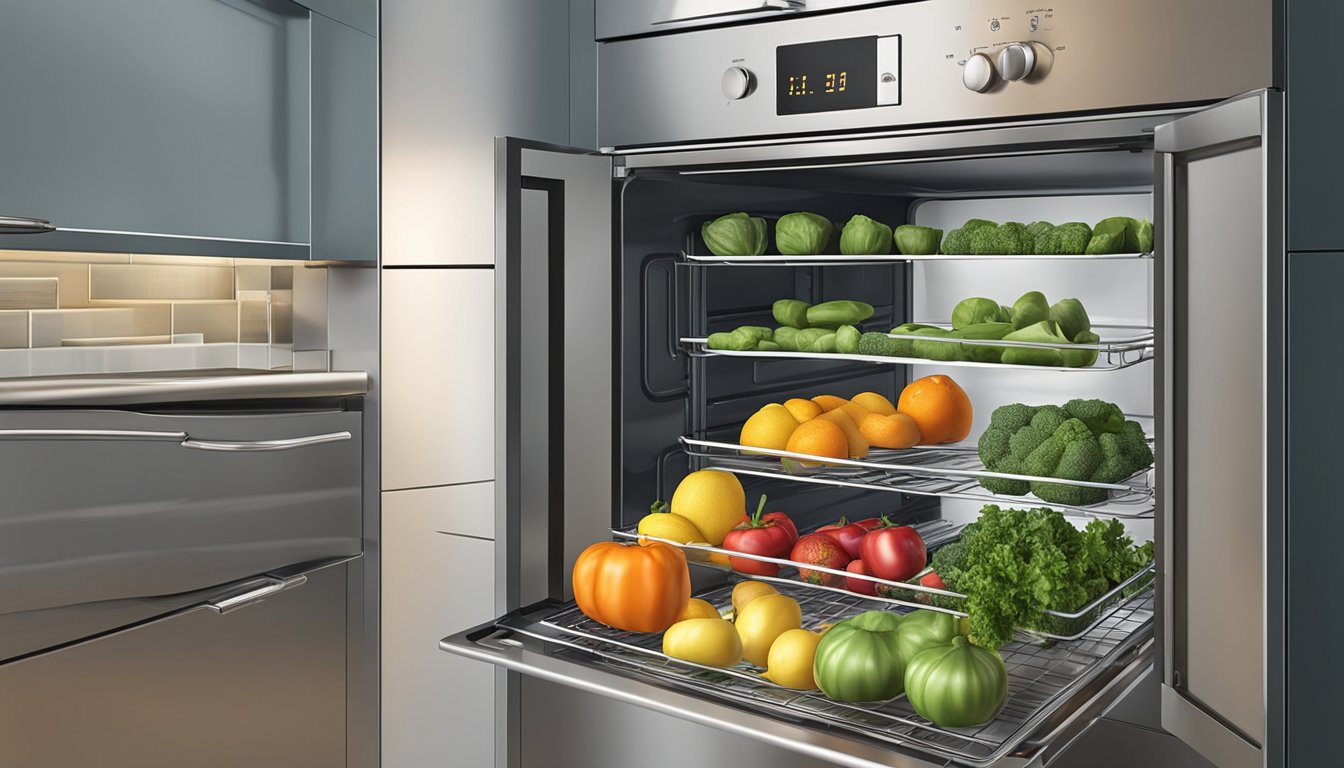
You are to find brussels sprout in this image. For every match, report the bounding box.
[794,328,832,350]
[810,332,838,353]
[952,297,1008,330]
[1000,321,1069,366]
[1010,291,1051,329]
[775,212,834,256]
[1048,298,1091,341]
[835,325,861,354]
[757,340,783,352]
[734,326,775,344]
[772,299,811,329]
[839,215,894,256]
[894,225,943,256]
[774,326,800,351]
[701,212,767,256]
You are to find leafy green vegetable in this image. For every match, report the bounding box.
[894,224,943,256]
[1048,298,1091,341]
[999,321,1068,366]
[956,322,1014,363]
[1009,291,1050,329]
[835,325,861,354]
[702,213,767,256]
[952,297,1007,330]
[1034,222,1093,255]
[839,214,894,255]
[772,299,811,329]
[776,212,834,255]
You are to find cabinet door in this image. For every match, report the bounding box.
[312,13,377,262]
[301,0,376,36]
[0,0,310,254]
[1154,90,1283,768]
[1287,2,1344,251]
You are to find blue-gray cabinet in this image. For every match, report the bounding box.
[0,0,375,262]
[1288,1,1344,251]
[304,0,377,36]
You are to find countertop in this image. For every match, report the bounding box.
[0,369,369,406]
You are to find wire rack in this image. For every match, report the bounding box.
[505,582,1154,767]
[679,437,1156,518]
[681,251,1155,266]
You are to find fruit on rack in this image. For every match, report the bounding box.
[685,540,732,568]
[858,411,922,449]
[789,533,852,587]
[722,496,798,577]
[813,610,906,702]
[811,394,849,413]
[638,501,707,544]
[731,580,778,615]
[739,403,801,453]
[816,409,870,459]
[784,419,849,467]
[678,598,722,621]
[904,636,1009,728]
[894,609,966,665]
[860,523,928,582]
[572,540,691,633]
[850,391,897,416]
[838,401,876,430]
[668,470,747,547]
[816,517,870,559]
[896,375,974,445]
[764,629,823,689]
[663,618,744,668]
[844,560,879,596]
[735,593,803,666]
[783,397,823,422]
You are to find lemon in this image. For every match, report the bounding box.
[764,628,822,689]
[670,470,746,546]
[731,580,778,615]
[783,397,823,423]
[637,509,705,543]
[677,598,721,621]
[740,404,800,455]
[850,392,897,416]
[663,618,743,668]
[735,593,802,667]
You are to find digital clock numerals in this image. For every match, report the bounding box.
[787,71,847,97]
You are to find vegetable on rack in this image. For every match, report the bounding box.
[740,403,801,453]
[809,332,837,353]
[776,212,835,256]
[735,593,803,666]
[678,598,722,621]
[940,218,997,255]
[859,522,927,582]
[706,325,774,351]
[572,540,691,633]
[1032,222,1093,255]
[702,212,768,256]
[764,628,823,689]
[773,299,812,329]
[894,609,966,665]
[816,517,870,559]
[812,610,906,702]
[1009,290,1051,329]
[723,496,799,577]
[951,297,1008,330]
[834,325,861,354]
[845,560,880,596]
[774,326,801,350]
[893,224,943,256]
[805,300,875,329]
[794,327,833,350]
[998,321,1068,366]
[838,214,894,255]
[732,580,778,614]
[857,331,902,357]
[904,636,1008,728]
[638,500,707,544]
[663,618,744,668]
[956,322,1015,363]
[909,327,960,361]
[790,533,852,586]
[667,470,748,546]
[1048,298,1092,341]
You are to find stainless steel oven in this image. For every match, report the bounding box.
[443,2,1281,767]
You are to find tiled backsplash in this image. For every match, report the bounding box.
[0,250,330,377]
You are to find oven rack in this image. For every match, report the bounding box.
[499,581,1155,768]
[681,250,1154,266]
[678,437,1156,518]
[613,517,1156,641]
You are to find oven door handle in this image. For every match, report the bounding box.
[205,574,308,615]
[653,0,804,26]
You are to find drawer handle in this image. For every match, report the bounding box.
[179,430,353,452]
[0,428,187,441]
[0,215,56,235]
[206,574,308,614]
[654,0,803,25]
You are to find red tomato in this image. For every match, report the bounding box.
[919,570,947,590]
[816,518,868,559]
[721,496,795,577]
[852,517,885,532]
[790,533,852,587]
[860,525,927,582]
[845,560,879,596]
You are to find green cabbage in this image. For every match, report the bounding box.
[775,212,834,255]
[839,215,893,255]
[701,212,767,256]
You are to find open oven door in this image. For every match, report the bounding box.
[1154,88,1284,768]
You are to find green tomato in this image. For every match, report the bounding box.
[894,610,964,665]
[904,636,1008,728]
[812,610,904,702]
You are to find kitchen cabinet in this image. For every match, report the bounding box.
[381,485,497,768]
[1287,1,1344,251]
[302,0,376,36]
[312,12,378,262]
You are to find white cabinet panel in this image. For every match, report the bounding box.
[381,269,494,490]
[381,486,496,768]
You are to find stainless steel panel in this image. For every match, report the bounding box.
[0,0,310,244]
[0,370,368,406]
[598,0,1272,148]
[596,0,887,40]
[0,561,348,768]
[0,407,362,661]
[300,0,377,36]
[312,13,377,262]
[380,268,495,490]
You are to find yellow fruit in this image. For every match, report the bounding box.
[783,398,823,423]
[670,470,746,547]
[764,628,822,689]
[811,395,849,413]
[637,509,706,543]
[839,401,874,430]
[785,419,849,467]
[740,403,800,454]
[816,409,870,459]
[678,598,721,621]
[663,618,743,668]
[731,581,778,615]
[735,593,802,667]
[851,392,897,416]
[858,412,922,449]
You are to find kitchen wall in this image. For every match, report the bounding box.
[378,0,595,766]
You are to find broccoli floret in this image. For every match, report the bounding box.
[990,222,1036,255]
[1064,398,1126,435]
[977,403,1039,496]
[857,331,902,357]
[1035,222,1094,255]
[1023,419,1097,478]
[1092,421,1155,483]
[1008,405,1068,459]
[929,540,970,591]
[942,219,999,254]
[1026,221,1055,241]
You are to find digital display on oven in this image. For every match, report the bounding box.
[776,36,878,115]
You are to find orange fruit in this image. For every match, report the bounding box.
[851,392,897,416]
[839,401,874,429]
[783,398,823,423]
[811,395,849,413]
[784,418,849,466]
[740,403,800,453]
[815,409,870,459]
[896,375,973,445]
[859,412,922,449]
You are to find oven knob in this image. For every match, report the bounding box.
[721,66,754,100]
[963,53,997,93]
[997,42,1038,81]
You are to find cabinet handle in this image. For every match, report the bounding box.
[654,0,803,25]
[0,215,56,234]
[0,428,187,442]
[206,575,308,614]
[179,430,352,452]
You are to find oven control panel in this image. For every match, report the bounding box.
[598,0,1271,149]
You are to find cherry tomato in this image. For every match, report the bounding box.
[919,570,947,590]
[845,560,879,596]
